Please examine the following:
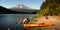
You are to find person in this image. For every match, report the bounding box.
[23,18,29,24]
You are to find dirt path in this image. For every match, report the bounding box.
[35,16,60,24]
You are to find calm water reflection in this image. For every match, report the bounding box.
[0,14,36,30]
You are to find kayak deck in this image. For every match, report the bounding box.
[24,23,53,27]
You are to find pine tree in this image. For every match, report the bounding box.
[37,0,60,16]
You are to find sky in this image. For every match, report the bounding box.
[0,0,45,9]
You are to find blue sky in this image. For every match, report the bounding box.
[0,0,45,9]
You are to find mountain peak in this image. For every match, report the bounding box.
[11,4,33,9]
[15,4,25,8]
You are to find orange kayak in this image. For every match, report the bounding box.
[24,23,53,30]
[24,23,53,27]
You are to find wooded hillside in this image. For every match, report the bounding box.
[37,0,60,16]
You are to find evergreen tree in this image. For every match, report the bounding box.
[37,0,60,16]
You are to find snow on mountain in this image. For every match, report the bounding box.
[10,4,33,9]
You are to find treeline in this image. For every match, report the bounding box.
[37,0,60,16]
[0,6,37,14]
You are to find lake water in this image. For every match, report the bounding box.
[0,14,36,30]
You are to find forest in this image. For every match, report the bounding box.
[37,0,60,16]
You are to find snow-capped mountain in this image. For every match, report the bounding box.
[10,4,38,13]
[10,4,33,9]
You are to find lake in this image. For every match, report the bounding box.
[0,14,36,30]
